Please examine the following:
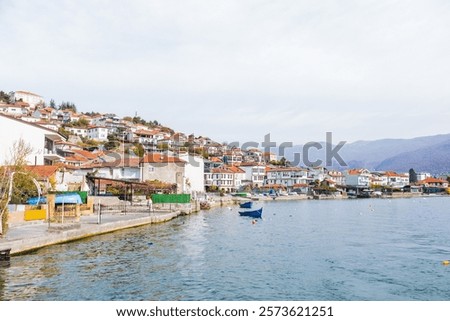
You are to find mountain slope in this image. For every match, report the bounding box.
[375,140,450,173]
[282,133,450,173]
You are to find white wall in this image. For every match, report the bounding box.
[180,155,205,193]
[0,115,59,165]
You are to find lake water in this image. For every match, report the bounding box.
[1,197,450,301]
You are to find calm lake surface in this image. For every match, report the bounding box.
[1,197,450,301]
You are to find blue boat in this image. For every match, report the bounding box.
[239,207,263,218]
[239,201,253,209]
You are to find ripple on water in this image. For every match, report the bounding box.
[1,197,450,300]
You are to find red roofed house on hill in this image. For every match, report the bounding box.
[140,153,187,194]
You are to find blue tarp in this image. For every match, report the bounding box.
[27,194,82,205]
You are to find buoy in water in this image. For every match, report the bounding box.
[442,260,450,266]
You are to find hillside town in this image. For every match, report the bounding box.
[1,90,449,204]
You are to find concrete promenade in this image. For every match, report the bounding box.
[0,210,182,255]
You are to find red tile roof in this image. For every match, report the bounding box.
[347,169,369,175]
[226,165,245,173]
[24,165,60,178]
[418,177,447,184]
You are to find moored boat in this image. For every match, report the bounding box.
[239,201,253,209]
[239,207,263,218]
[200,201,211,210]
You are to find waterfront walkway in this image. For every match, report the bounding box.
[0,210,181,255]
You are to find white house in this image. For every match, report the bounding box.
[87,126,108,141]
[243,149,263,163]
[344,169,371,187]
[0,104,28,116]
[14,90,44,109]
[327,170,345,186]
[67,127,88,138]
[240,163,266,187]
[0,113,65,165]
[416,172,431,182]
[265,167,309,189]
[381,171,410,188]
[308,167,327,181]
[204,165,245,192]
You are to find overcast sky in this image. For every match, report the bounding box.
[1,0,449,145]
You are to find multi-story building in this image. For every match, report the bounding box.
[204,165,245,192]
[344,169,371,187]
[67,127,88,138]
[265,167,309,189]
[327,170,345,186]
[14,90,44,109]
[0,114,64,165]
[87,126,108,141]
[382,171,410,188]
[240,163,266,187]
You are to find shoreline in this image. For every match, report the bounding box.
[1,211,182,255]
[207,191,449,207]
[1,193,448,256]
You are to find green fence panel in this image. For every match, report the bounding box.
[151,194,191,204]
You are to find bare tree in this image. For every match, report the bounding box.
[0,139,34,236]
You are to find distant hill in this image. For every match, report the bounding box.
[375,139,450,174]
[282,133,450,174]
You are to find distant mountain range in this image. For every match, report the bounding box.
[281,133,450,174]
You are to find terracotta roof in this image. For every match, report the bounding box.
[210,157,223,163]
[211,168,234,174]
[347,169,369,175]
[293,183,308,188]
[135,129,159,136]
[15,101,30,107]
[24,165,60,178]
[140,153,186,164]
[64,155,86,162]
[226,165,245,173]
[383,171,406,177]
[239,162,263,167]
[418,177,448,184]
[73,149,99,160]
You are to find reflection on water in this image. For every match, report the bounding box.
[1,197,450,301]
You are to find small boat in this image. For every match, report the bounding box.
[200,201,211,210]
[239,201,253,209]
[239,207,263,218]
